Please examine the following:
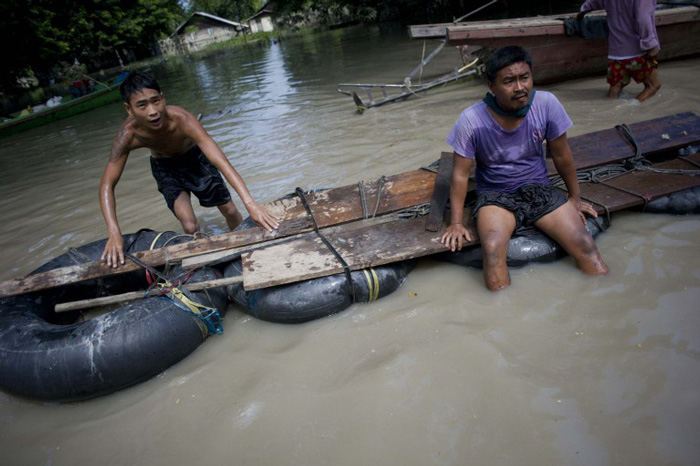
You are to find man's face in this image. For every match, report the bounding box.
[125,88,166,130]
[488,61,533,112]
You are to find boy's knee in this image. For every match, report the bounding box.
[181,219,199,234]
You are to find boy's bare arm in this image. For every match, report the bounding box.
[99,126,133,267]
[180,111,279,231]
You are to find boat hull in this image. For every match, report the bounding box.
[444,6,700,84]
[0,85,121,138]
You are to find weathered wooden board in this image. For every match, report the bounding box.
[182,214,401,270]
[562,112,700,173]
[242,216,478,290]
[580,154,700,213]
[0,169,438,298]
[243,153,700,290]
[425,152,454,232]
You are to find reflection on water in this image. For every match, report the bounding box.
[1,25,699,466]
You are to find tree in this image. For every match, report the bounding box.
[0,0,70,88]
[188,0,262,20]
[0,0,184,90]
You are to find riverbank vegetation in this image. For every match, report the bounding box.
[1,0,583,114]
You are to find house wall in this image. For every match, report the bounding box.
[249,14,274,33]
[177,18,241,53]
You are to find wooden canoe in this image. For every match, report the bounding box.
[410,5,700,84]
[0,83,122,138]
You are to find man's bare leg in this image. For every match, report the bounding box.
[637,68,661,102]
[172,191,200,234]
[476,206,517,291]
[607,83,623,99]
[535,202,608,275]
[217,200,243,230]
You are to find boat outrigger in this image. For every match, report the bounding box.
[336,40,480,113]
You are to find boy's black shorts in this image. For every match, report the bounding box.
[150,145,231,213]
[473,183,567,231]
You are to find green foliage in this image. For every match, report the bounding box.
[0,0,185,90]
[188,0,263,20]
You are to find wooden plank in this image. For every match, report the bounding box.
[425,152,454,232]
[0,169,437,298]
[181,214,400,270]
[562,112,700,173]
[579,153,700,213]
[242,216,478,290]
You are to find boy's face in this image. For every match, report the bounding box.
[488,61,533,112]
[124,88,166,130]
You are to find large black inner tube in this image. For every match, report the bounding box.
[0,230,228,402]
[435,217,609,269]
[224,259,415,324]
[644,187,700,215]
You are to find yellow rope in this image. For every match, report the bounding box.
[362,268,380,302]
[155,279,212,316]
[149,231,168,250]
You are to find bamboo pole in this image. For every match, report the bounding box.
[54,275,243,313]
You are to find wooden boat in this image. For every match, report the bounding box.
[409,5,700,84]
[0,81,121,138]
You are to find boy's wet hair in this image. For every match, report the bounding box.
[484,46,533,83]
[119,71,161,103]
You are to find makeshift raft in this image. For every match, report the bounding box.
[0,112,699,402]
[0,112,699,300]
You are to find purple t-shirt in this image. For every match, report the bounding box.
[446,90,572,194]
[580,0,659,59]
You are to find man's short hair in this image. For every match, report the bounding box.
[119,71,161,103]
[484,46,533,83]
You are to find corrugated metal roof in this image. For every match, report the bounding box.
[173,11,248,36]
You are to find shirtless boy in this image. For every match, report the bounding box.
[99,71,278,268]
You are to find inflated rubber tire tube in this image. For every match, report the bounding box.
[435,217,609,269]
[0,230,227,402]
[644,187,700,215]
[223,259,416,324]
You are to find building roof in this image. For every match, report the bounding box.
[173,11,248,36]
[246,2,276,22]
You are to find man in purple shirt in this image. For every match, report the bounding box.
[440,46,608,291]
[578,0,661,101]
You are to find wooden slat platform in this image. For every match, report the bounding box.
[242,152,700,290]
[0,169,438,298]
[561,112,700,172]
